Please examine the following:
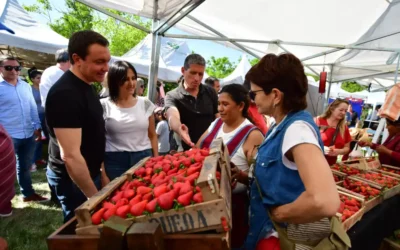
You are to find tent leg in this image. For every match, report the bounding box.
[147,2,161,103]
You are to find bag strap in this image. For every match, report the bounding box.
[200,118,223,149]
[330,124,340,147]
[226,124,259,157]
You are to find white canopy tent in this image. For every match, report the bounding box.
[77,0,400,100]
[0,0,68,68]
[111,34,191,82]
[220,54,252,87]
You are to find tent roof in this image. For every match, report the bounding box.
[0,0,68,68]
[220,54,251,86]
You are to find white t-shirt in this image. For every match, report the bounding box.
[101,97,155,152]
[156,120,170,153]
[39,66,65,107]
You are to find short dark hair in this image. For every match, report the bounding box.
[184,54,206,69]
[376,105,382,110]
[246,53,308,112]
[28,67,42,81]
[205,77,218,88]
[108,61,138,103]
[68,30,109,65]
[219,84,252,122]
[0,56,20,66]
[55,49,69,63]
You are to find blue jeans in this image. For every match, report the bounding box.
[46,168,101,223]
[33,113,45,163]
[104,149,152,180]
[12,136,36,198]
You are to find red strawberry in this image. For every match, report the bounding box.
[130,200,148,216]
[178,191,193,206]
[116,205,131,218]
[111,191,123,203]
[200,149,209,156]
[120,181,130,191]
[162,164,171,173]
[103,206,118,221]
[91,208,106,225]
[216,171,221,181]
[153,178,169,187]
[142,192,153,201]
[187,163,202,176]
[167,168,178,176]
[129,194,142,206]
[153,163,163,171]
[153,156,164,162]
[179,182,193,196]
[194,154,205,163]
[177,169,187,176]
[143,176,151,182]
[123,189,135,199]
[172,160,182,169]
[195,186,201,193]
[158,191,175,210]
[130,179,146,189]
[193,192,203,203]
[103,201,115,209]
[186,172,200,185]
[137,186,152,195]
[146,168,153,176]
[145,199,158,213]
[154,185,169,198]
[134,167,146,177]
[115,198,129,207]
[182,158,192,167]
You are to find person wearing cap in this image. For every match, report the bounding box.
[0,56,47,203]
[39,48,71,107]
[165,54,219,150]
[155,107,170,155]
[359,118,400,167]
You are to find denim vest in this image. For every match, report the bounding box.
[244,110,324,250]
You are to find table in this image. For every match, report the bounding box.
[348,195,400,250]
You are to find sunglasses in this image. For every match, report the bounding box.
[249,90,264,101]
[1,65,22,71]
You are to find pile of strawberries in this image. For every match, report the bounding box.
[381,166,400,175]
[331,164,360,176]
[338,194,362,222]
[356,172,399,188]
[91,148,212,225]
[333,174,340,183]
[342,178,381,200]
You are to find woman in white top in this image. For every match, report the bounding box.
[196,84,264,249]
[101,61,158,180]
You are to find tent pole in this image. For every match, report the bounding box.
[276,43,319,75]
[325,65,334,109]
[332,67,400,84]
[76,0,151,33]
[186,15,260,59]
[147,0,161,103]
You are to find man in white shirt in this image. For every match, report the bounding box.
[40,49,70,108]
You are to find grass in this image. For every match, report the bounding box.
[0,156,63,250]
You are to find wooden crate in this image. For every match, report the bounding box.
[75,138,232,235]
[47,217,230,250]
[353,171,400,200]
[336,190,365,231]
[342,157,380,170]
[378,165,400,178]
[332,169,347,183]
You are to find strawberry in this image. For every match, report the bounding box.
[172,182,185,197]
[179,182,193,196]
[111,191,123,203]
[177,191,193,206]
[145,168,153,176]
[120,181,130,191]
[200,149,209,156]
[129,194,142,206]
[130,179,146,189]
[137,186,152,195]
[182,158,192,167]
[216,171,221,181]
[123,189,135,199]
[195,186,201,193]
[153,156,164,162]
[91,208,106,225]
[134,167,146,177]
[115,198,129,207]
[143,192,154,201]
[187,163,202,176]
[154,185,169,198]
[186,172,200,185]
[103,206,118,221]
[177,169,187,176]
[173,152,182,158]
[158,190,175,210]
[130,200,148,216]
[103,201,115,209]
[116,205,131,218]
[167,167,178,176]
[143,176,151,182]
[145,198,158,213]
[172,160,182,169]
[153,178,169,187]
[162,164,171,173]
[193,192,203,203]
[194,154,205,163]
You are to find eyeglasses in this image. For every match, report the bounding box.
[249,90,264,101]
[1,65,22,71]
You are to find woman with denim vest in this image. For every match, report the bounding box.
[233,53,341,250]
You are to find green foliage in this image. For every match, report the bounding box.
[341,81,367,93]
[249,58,259,66]
[206,56,237,79]
[93,82,103,93]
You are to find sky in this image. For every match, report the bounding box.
[18,0,244,62]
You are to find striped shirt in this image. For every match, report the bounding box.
[0,77,41,139]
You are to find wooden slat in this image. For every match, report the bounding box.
[218,157,232,227]
[75,175,128,228]
[99,216,133,250]
[197,153,220,202]
[124,156,150,180]
[126,222,164,250]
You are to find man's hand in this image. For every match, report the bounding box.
[376,145,391,155]
[178,124,194,148]
[34,129,42,141]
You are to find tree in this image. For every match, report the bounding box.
[206,56,237,79]
[249,58,259,66]
[23,0,94,38]
[341,81,367,93]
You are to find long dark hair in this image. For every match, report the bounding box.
[28,67,41,82]
[219,84,253,124]
[107,61,138,103]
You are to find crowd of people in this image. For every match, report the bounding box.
[1,29,400,250]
